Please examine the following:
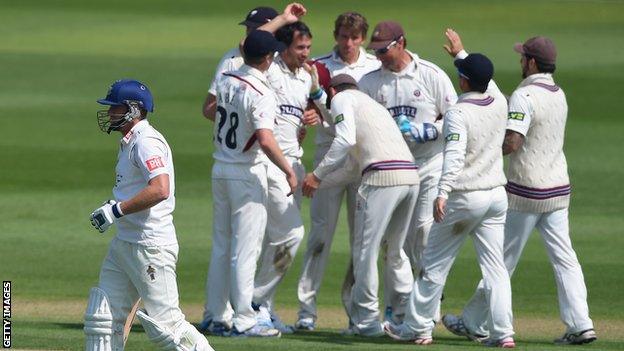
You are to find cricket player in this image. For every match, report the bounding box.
[440,31,597,346]
[302,74,420,337]
[358,20,457,324]
[384,51,516,347]
[203,29,298,337]
[295,11,380,331]
[251,20,319,333]
[86,79,212,350]
[201,6,278,120]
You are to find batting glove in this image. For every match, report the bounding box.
[90,200,124,233]
[410,123,439,143]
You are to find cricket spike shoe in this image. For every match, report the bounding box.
[483,337,516,348]
[442,314,488,342]
[554,329,597,345]
[294,318,315,331]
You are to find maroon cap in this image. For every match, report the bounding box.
[329,74,358,88]
[367,21,404,50]
[514,36,557,65]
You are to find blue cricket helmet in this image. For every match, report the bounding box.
[97,79,154,112]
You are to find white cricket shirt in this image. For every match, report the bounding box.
[208,47,245,95]
[266,55,313,159]
[113,120,177,246]
[212,64,276,165]
[313,48,381,150]
[359,50,457,161]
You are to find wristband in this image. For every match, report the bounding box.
[309,88,323,101]
[112,202,124,218]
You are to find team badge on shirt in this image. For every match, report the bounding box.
[334,114,344,124]
[508,112,525,121]
[146,156,165,171]
[446,133,460,141]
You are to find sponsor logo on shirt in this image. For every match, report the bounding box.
[145,156,165,171]
[334,114,344,124]
[508,112,525,121]
[279,104,304,119]
[388,105,417,118]
[446,133,460,141]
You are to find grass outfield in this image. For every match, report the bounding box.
[2,0,623,349]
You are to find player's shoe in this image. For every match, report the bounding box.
[228,324,281,338]
[483,337,515,348]
[384,306,393,323]
[294,318,315,331]
[383,321,430,343]
[554,329,597,345]
[441,314,488,342]
[270,312,295,334]
[197,319,231,337]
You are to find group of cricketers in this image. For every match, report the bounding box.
[85,2,597,350]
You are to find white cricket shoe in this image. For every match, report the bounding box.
[228,324,281,338]
[441,314,488,342]
[294,318,315,331]
[383,321,430,343]
[554,329,597,345]
[270,312,295,334]
[483,336,515,348]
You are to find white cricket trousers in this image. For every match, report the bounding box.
[404,186,514,340]
[98,237,193,341]
[403,153,442,276]
[253,157,305,310]
[297,146,357,321]
[204,161,268,332]
[348,183,418,333]
[461,207,594,335]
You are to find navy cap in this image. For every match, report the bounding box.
[239,7,278,29]
[454,53,494,91]
[243,30,286,59]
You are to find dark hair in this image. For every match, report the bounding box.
[275,21,312,46]
[525,55,556,73]
[333,83,358,93]
[243,53,268,65]
[333,12,369,38]
[470,82,488,94]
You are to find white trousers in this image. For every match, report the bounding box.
[253,158,305,310]
[403,153,442,277]
[348,184,418,332]
[404,187,514,340]
[297,148,357,321]
[97,237,195,343]
[204,162,268,332]
[462,208,594,335]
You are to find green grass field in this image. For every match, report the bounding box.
[2,0,624,349]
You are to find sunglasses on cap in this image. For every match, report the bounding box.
[374,37,402,55]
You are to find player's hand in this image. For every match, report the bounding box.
[302,107,320,126]
[298,127,307,145]
[302,172,320,198]
[286,171,299,197]
[90,200,122,233]
[282,3,306,23]
[433,197,447,223]
[443,28,464,57]
[303,62,320,93]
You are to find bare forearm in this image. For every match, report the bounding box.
[203,94,217,121]
[119,177,169,215]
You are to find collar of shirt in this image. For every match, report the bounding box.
[121,119,150,145]
[457,91,489,102]
[381,49,418,78]
[239,64,270,85]
[330,47,369,68]
[275,55,308,82]
[518,73,554,88]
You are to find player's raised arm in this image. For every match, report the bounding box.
[257,3,306,34]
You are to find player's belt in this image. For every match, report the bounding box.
[362,160,418,175]
[505,182,571,199]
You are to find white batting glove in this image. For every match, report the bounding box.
[89,200,124,233]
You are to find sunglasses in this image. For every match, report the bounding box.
[374,38,400,55]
